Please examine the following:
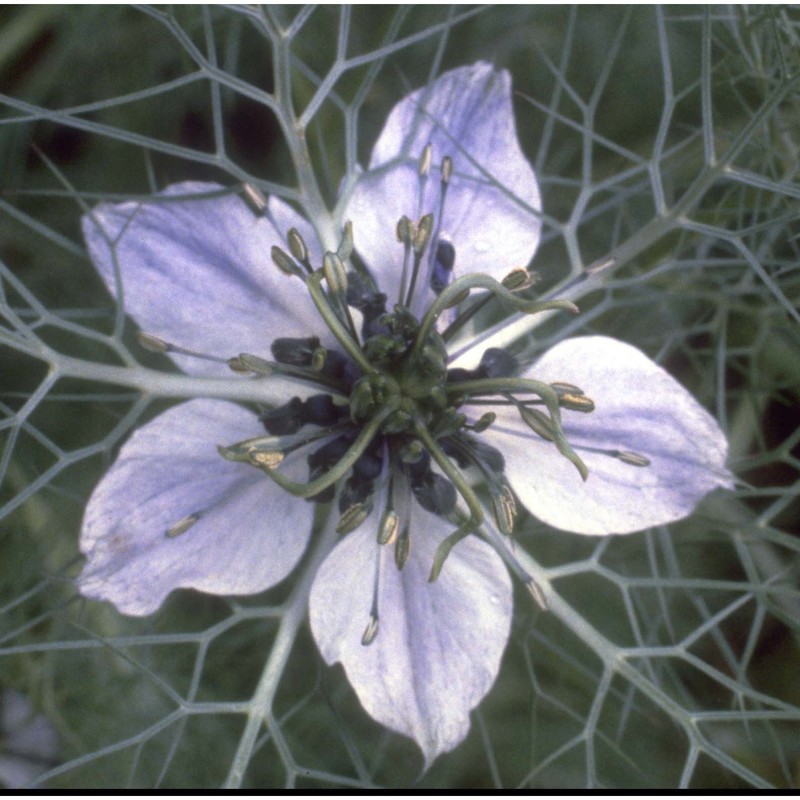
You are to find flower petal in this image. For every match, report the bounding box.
[309,504,512,768]
[344,62,541,310]
[80,399,315,615]
[82,182,323,376]
[486,336,733,535]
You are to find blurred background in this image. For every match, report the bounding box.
[1,5,798,788]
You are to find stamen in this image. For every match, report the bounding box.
[323,251,359,342]
[306,271,375,375]
[232,349,347,394]
[361,545,382,646]
[413,213,434,255]
[249,451,285,470]
[525,579,548,611]
[287,227,309,266]
[336,502,371,534]
[165,514,199,538]
[550,382,584,396]
[137,332,169,353]
[559,393,595,413]
[271,245,304,279]
[397,215,414,305]
[136,331,230,365]
[480,518,549,611]
[337,220,354,261]
[241,183,267,215]
[615,450,651,467]
[419,143,432,178]
[404,213,434,307]
[501,267,538,292]
[323,251,348,296]
[394,524,411,570]
[311,346,327,372]
[361,613,380,647]
[441,155,453,185]
[493,484,517,537]
[421,154,455,300]
[235,353,273,375]
[377,508,399,545]
[416,143,432,218]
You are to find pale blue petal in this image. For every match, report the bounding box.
[82,182,323,376]
[486,336,733,535]
[344,62,541,310]
[80,399,315,615]
[309,503,512,768]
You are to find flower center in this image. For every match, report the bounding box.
[350,304,449,435]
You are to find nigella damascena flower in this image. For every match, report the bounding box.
[79,62,732,766]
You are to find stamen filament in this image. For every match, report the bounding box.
[136,332,230,364]
[422,157,452,294]
[235,353,348,394]
[404,214,433,308]
[306,271,375,375]
[480,519,548,610]
[361,543,383,646]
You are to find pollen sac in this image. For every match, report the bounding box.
[336,502,371,534]
[479,347,518,379]
[261,394,342,435]
[559,393,595,413]
[271,336,321,367]
[430,236,455,295]
[471,439,505,473]
[446,347,518,384]
[307,434,354,503]
[347,273,389,340]
[338,475,375,514]
[411,470,457,517]
[261,397,305,435]
[303,394,344,427]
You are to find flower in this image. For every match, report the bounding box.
[79,62,732,768]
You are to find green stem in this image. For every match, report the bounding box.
[260,402,397,498]
[411,273,577,364]
[413,422,485,581]
[447,377,588,480]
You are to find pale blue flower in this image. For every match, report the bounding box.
[79,63,732,767]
